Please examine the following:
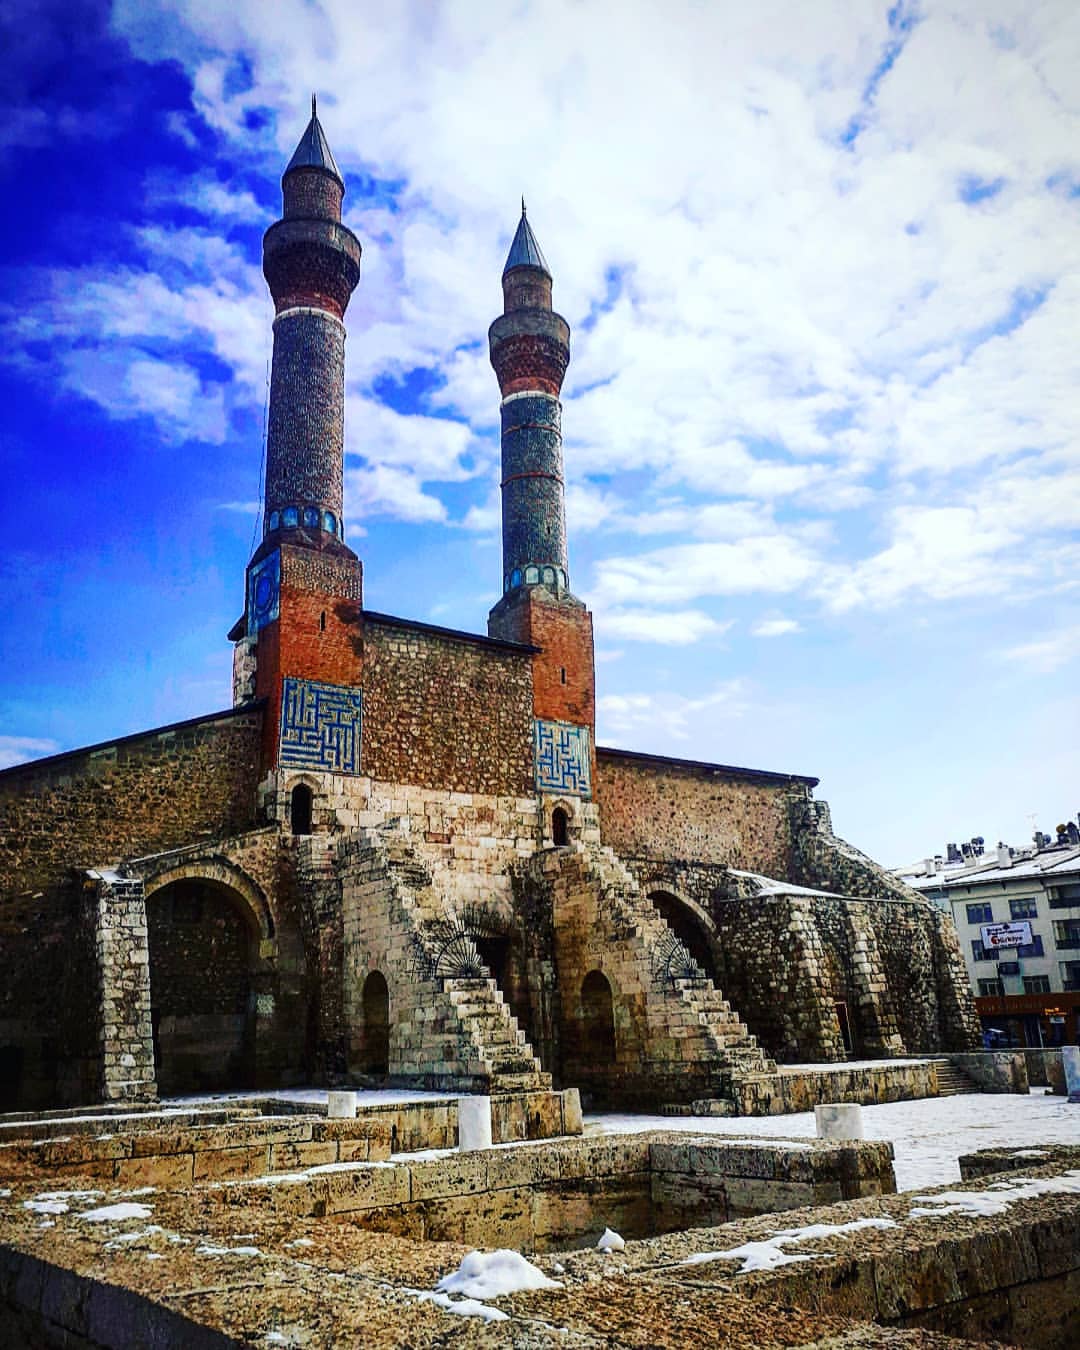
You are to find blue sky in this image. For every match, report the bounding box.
[1,0,1077,865]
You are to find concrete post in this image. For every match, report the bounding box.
[458,1095,492,1151]
[327,1090,358,1119]
[1063,1045,1080,1103]
[815,1102,864,1140]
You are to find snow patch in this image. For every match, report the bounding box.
[25,1200,69,1215]
[436,1249,562,1300]
[908,1171,1080,1220]
[411,1289,509,1323]
[681,1216,898,1273]
[196,1242,262,1257]
[80,1203,154,1224]
[597,1227,625,1253]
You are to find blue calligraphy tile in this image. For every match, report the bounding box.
[534,719,591,796]
[279,677,362,775]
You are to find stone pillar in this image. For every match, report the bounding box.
[459,1095,493,1151]
[90,874,157,1103]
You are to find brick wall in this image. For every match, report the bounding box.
[0,707,263,1106]
[595,750,806,876]
[361,618,534,796]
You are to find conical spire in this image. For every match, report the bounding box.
[503,200,551,277]
[285,94,343,183]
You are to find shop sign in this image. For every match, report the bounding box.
[980,921,1033,949]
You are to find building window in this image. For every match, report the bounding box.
[977,979,1004,997]
[997,960,1020,977]
[1050,884,1080,910]
[1010,898,1037,920]
[966,903,993,924]
[552,806,569,847]
[1022,975,1051,994]
[1016,934,1044,958]
[1052,919,1080,949]
[971,939,998,962]
[289,783,313,836]
[1060,961,1080,991]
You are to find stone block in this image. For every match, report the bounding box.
[113,1152,194,1188]
[269,1141,338,1172]
[193,1144,272,1182]
[323,1164,411,1214]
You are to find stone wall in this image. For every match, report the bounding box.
[0,708,263,1109]
[361,616,534,796]
[707,892,978,1062]
[595,749,809,877]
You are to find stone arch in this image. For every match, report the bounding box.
[359,971,390,1075]
[580,969,616,1064]
[141,864,272,1095]
[647,889,721,984]
[143,861,274,943]
[280,771,324,834]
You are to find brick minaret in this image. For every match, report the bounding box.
[232,99,364,775]
[488,206,595,800]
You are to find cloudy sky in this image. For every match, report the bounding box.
[1,0,1077,865]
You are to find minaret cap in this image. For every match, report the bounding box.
[284,93,343,184]
[503,200,551,277]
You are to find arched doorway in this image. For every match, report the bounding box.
[648,891,719,983]
[360,971,390,1075]
[552,807,569,846]
[147,878,259,1095]
[580,969,616,1064]
[290,783,313,835]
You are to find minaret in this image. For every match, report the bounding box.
[488,206,595,808]
[232,99,364,778]
[489,202,571,598]
[261,94,361,553]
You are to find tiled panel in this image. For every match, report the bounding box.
[279,677,362,774]
[534,719,591,796]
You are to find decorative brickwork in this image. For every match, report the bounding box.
[534,720,591,796]
[279,677,362,774]
[264,310,346,526]
[499,393,569,593]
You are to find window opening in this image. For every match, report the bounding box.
[290,783,313,836]
[552,806,569,846]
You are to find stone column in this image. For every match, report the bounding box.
[89,874,157,1103]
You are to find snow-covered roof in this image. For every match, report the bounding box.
[905,844,1080,891]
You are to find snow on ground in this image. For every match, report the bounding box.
[587,1092,1080,1191]
[79,1202,155,1223]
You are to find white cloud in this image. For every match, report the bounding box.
[1001,624,1080,675]
[591,536,822,608]
[597,609,732,645]
[0,736,61,770]
[344,464,446,525]
[753,618,802,637]
[598,680,751,744]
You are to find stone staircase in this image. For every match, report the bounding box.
[369,831,550,1093]
[574,843,777,1086]
[933,1059,980,1096]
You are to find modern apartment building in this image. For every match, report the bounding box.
[899,827,1080,1048]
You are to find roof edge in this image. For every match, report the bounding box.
[0,701,267,783]
[362,610,540,655]
[596,744,819,787]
